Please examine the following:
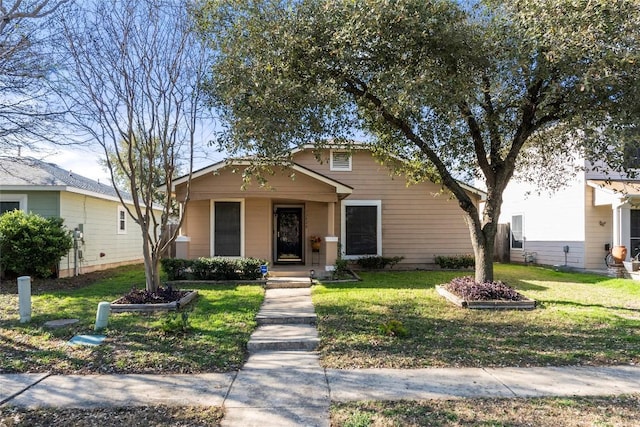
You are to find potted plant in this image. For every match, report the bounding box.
[310,236,322,252]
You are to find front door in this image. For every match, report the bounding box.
[275,207,303,263]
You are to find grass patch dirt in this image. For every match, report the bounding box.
[0,405,223,427]
[313,264,640,368]
[0,264,264,374]
[331,395,640,426]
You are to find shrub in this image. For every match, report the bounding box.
[356,255,404,270]
[238,257,264,280]
[434,254,475,269]
[166,257,267,281]
[0,210,73,278]
[332,258,351,279]
[160,258,194,280]
[445,276,524,301]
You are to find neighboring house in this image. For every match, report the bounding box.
[499,159,640,270]
[0,156,147,277]
[168,145,485,274]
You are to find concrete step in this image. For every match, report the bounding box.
[257,288,317,325]
[247,324,320,352]
[265,277,312,289]
[256,314,316,325]
[266,281,312,289]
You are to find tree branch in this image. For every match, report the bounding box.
[341,75,478,215]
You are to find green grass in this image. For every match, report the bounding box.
[313,264,640,368]
[0,264,264,374]
[331,395,640,427]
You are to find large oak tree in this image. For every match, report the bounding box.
[196,0,640,282]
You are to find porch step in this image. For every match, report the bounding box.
[256,288,317,325]
[265,277,312,289]
[247,324,320,352]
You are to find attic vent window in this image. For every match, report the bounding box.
[330,150,352,171]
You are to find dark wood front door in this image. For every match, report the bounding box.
[275,207,303,263]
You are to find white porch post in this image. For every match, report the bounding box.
[175,235,191,259]
[325,202,338,271]
[612,202,631,261]
[612,204,621,246]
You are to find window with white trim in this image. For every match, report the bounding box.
[511,214,523,249]
[117,206,127,234]
[330,150,352,171]
[212,200,244,257]
[341,200,382,258]
[0,194,27,215]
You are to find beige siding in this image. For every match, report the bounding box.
[584,186,613,269]
[245,198,271,259]
[174,148,480,268]
[58,192,144,276]
[295,149,476,267]
[183,199,210,258]
[305,201,329,261]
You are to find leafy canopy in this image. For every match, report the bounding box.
[199,0,639,185]
[196,0,640,282]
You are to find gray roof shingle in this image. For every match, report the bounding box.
[0,156,131,200]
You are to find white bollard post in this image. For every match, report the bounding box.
[17,276,32,323]
[95,301,111,331]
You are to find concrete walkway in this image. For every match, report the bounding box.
[2,278,640,426]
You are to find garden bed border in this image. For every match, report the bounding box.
[110,290,199,313]
[436,285,536,310]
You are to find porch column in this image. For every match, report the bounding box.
[612,203,631,260]
[175,235,190,259]
[325,202,338,271]
[613,205,621,246]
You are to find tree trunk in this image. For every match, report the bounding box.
[462,208,498,284]
[141,235,161,292]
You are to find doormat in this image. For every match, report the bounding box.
[68,335,106,346]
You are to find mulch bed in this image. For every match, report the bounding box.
[112,287,188,304]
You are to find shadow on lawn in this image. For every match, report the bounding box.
[318,310,640,368]
[542,299,640,313]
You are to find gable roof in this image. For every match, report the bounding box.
[0,156,132,203]
[291,143,486,199]
[166,158,354,195]
[167,146,486,199]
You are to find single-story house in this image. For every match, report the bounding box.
[499,159,640,270]
[167,145,485,274]
[0,156,148,277]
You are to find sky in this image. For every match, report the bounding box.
[23,145,111,183]
[21,142,226,186]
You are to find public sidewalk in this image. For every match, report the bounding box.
[3,364,640,407]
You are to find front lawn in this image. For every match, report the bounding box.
[0,264,264,374]
[313,264,640,368]
[331,395,640,427]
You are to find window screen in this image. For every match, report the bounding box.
[215,202,241,256]
[345,205,378,255]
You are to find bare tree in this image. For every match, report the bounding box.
[0,0,71,152]
[60,0,207,291]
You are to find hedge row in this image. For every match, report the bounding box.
[434,254,475,269]
[160,257,267,281]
